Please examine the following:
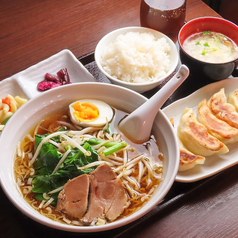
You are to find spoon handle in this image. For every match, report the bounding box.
[119,64,189,143]
[147,64,189,113]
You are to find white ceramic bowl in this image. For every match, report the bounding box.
[0,83,179,233]
[95,26,179,93]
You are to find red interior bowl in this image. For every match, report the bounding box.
[179,17,238,47]
[178,17,238,80]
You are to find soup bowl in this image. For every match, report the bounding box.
[0,83,179,233]
[178,17,238,80]
[95,26,179,93]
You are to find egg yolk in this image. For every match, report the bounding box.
[72,102,99,122]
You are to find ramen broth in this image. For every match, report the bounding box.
[183,31,238,63]
[14,106,164,226]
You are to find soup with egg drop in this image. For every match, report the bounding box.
[14,100,164,226]
[183,31,238,63]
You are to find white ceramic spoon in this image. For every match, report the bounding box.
[119,64,189,143]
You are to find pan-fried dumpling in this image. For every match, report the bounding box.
[177,107,228,156]
[197,99,238,144]
[170,118,206,171]
[179,146,206,171]
[208,88,238,128]
[228,89,238,111]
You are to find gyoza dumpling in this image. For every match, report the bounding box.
[179,146,206,172]
[177,108,228,156]
[197,99,238,144]
[228,89,238,111]
[170,118,206,171]
[208,88,238,128]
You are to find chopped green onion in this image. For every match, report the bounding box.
[203,42,209,47]
[102,141,127,156]
[195,41,200,45]
[203,30,212,35]
[105,124,110,134]
[88,138,119,147]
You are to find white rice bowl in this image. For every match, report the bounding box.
[101,32,171,83]
[95,27,179,93]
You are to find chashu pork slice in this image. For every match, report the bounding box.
[82,164,128,225]
[56,174,90,219]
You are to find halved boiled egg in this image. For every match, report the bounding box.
[69,99,114,127]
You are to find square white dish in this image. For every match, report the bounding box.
[0,49,97,100]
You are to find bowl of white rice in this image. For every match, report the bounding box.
[95,26,179,93]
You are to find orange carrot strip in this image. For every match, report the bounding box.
[2,97,11,111]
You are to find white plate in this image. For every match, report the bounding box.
[0,49,97,100]
[162,78,238,183]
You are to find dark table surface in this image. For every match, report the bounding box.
[1,0,238,237]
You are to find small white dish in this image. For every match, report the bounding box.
[0,49,96,100]
[0,77,28,100]
[95,26,179,93]
[162,77,238,183]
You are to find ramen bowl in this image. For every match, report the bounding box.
[95,26,179,93]
[0,83,179,233]
[178,17,238,80]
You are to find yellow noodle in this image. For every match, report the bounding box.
[14,96,28,105]
[0,95,27,124]
[14,112,163,226]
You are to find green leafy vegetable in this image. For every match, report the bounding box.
[34,134,62,175]
[31,133,99,205]
[34,193,58,206]
[61,142,98,174]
